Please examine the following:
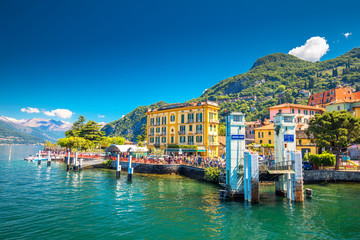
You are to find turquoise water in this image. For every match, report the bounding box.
[0,145,359,239]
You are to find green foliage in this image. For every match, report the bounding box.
[99,136,125,149]
[218,123,226,136]
[306,110,360,169]
[57,136,94,151]
[103,159,112,167]
[102,101,168,142]
[308,152,336,167]
[204,167,221,183]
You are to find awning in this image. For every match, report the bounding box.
[105,144,148,153]
[165,148,197,152]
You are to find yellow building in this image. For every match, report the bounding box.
[296,130,317,157]
[254,123,274,145]
[353,104,360,118]
[145,101,220,158]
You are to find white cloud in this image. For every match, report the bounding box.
[21,107,40,113]
[288,36,329,62]
[121,115,125,118]
[44,109,73,119]
[344,32,352,38]
[98,114,105,118]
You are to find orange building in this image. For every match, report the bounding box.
[308,87,358,107]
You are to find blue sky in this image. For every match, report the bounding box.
[0,0,359,123]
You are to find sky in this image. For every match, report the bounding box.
[0,0,359,123]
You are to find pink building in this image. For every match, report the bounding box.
[268,103,325,130]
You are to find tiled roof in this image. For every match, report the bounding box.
[268,103,325,111]
[254,123,274,131]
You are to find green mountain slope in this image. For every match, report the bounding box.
[102,101,168,141]
[105,47,360,141]
[196,47,360,121]
[0,121,45,144]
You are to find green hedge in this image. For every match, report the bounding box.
[308,151,335,167]
[204,167,221,183]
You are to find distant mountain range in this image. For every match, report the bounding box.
[0,117,72,144]
[102,47,360,142]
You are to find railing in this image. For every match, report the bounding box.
[187,119,194,123]
[195,130,203,134]
[268,161,294,171]
[209,119,219,123]
[178,131,186,135]
[149,133,154,136]
[160,132,166,136]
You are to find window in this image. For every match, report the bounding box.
[269,140,271,144]
[151,118,155,126]
[188,113,194,123]
[161,137,166,143]
[196,136,203,143]
[170,115,175,122]
[181,114,185,123]
[233,115,241,122]
[210,125,213,131]
[171,136,174,143]
[298,109,301,114]
[188,136,194,144]
[155,137,160,144]
[180,136,186,143]
[260,140,263,144]
[268,131,271,136]
[162,127,166,134]
[156,117,160,125]
[150,137,154,143]
[196,113,203,122]
[258,132,260,138]
[162,116,167,125]
[156,127,160,133]
[189,125,193,131]
[291,109,294,113]
[180,125,185,132]
[337,106,340,110]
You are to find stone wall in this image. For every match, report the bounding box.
[110,161,205,180]
[303,170,360,183]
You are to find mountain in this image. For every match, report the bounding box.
[0,117,72,144]
[102,101,168,142]
[105,47,360,140]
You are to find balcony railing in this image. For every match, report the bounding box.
[209,119,219,123]
[160,132,166,136]
[195,130,203,134]
[178,131,186,135]
[209,142,219,146]
[149,133,154,136]
[187,119,194,123]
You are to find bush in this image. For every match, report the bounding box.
[204,167,220,183]
[308,151,335,167]
[103,159,112,167]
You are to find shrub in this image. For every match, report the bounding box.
[308,151,335,167]
[204,167,221,183]
[103,159,112,167]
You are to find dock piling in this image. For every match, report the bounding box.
[67,150,70,171]
[47,151,51,166]
[38,150,41,165]
[116,154,121,179]
[128,154,133,181]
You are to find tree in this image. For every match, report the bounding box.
[218,123,226,136]
[306,111,360,170]
[65,115,86,137]
[80,121,105,143]
[57,136,94,151]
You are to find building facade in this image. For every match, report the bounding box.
[254,123,274,145]
[308,87,357,107]
[268,103,325,130]
[145,101,220,158]
[296,130,317,157]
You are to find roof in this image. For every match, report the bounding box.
[147,101,219,113]
[353,104,360,108]
[325,99,359,106]
[268,103,325,111]
[254,123,274,131]
[296,130,314,139]
[104,144,148,153]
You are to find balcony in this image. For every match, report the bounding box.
[209,119,219,124]
[178,131,186,135]
[149,133,154,136]
[195,130,203,134]
[187,119,194,123]
[160,132,166,136]
[209,142,219,146]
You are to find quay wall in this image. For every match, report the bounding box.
[303,170,360,183]
[110,161,205,181]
